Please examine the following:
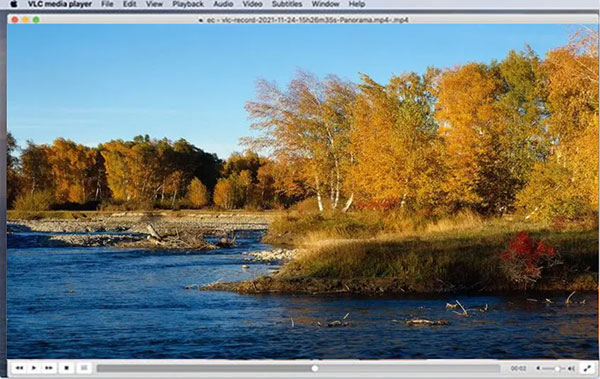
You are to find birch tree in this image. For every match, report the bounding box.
[244,71,356,212]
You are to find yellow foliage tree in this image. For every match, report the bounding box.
[48,138,97,203]
[213,178,235,209]
[349,71,445,211]
[187,177,210,208]
[436,62,502,210]
[518,28,599,219]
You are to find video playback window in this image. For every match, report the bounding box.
[4,19,599,366]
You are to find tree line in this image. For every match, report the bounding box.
[6,134,300,211]
[243,29,598,221]
[7,29,598,220]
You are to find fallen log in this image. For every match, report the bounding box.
[147,224,162,241]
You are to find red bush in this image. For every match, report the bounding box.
[500,232,560,288]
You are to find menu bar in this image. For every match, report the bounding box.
[6,13,599,23]
[1,0,599,11]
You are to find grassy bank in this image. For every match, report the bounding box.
[212,211,599,295]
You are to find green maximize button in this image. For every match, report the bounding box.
[33,16,39,23]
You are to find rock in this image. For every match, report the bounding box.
[405,319,449,326]
[326,320,349,327]
[242,265,250,269]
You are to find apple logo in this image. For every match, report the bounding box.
[10,0,18,7]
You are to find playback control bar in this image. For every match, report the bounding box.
[8,360,600,377]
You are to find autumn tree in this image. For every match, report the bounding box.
[437,62,502,211]
[255,160,280,209]
[349,70,445,211]
[48,138,98,203]
[245,71,356,212]
[187,177,210,208]
[436,48,548,214]
[21,141,53,196]
[163,170,185,207]
[213,177,235,209]
[517,28,599,219]
[222,151,262,181]
[90,148,109,201]
[101,137,160,201]
[238,169,254,207]
[99,136,221,207]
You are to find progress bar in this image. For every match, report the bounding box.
[95,363,502,374]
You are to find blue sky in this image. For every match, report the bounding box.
[7,24,582,159]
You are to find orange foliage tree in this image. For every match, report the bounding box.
[349,70,445,212]
[48,138,97,203]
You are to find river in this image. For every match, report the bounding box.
[7,230,598,359]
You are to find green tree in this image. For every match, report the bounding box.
[436,49,547,214]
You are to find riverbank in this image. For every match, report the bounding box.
[9,209,599,294]
[203,212,599,295]
[7,211,276,250]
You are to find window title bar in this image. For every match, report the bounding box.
[6,13,599,23]
[1,0,599,11]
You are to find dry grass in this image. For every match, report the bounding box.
[424,210,485,233]
[266,211,598,292]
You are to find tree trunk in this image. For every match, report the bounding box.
[171,189,177,208]
[342,193,354,213]
[316,190,324,212]
[330,170,335,208]
[315,174,324,212]
[147,224,162,241]
[333,159,341,209]
[95,176,101,200]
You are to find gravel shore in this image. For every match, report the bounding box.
[8,212,272,250]
[243,248,299,262]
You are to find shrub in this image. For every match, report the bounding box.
[291,197,332,214]
[187,178,210,208]
[499,232,562,288]
[13,191,54,211]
